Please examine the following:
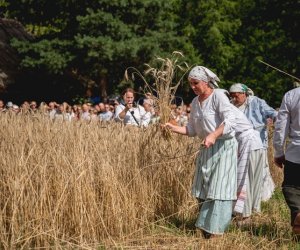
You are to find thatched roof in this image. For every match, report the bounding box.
[0,18,32,90]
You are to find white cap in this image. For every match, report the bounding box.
[6,101,13,108]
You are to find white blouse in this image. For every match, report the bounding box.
[114,104,149,127]
[231,104,263,150]
[187,89,236,139]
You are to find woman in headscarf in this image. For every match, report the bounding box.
[229,83,277,202]
[164,66,238,238]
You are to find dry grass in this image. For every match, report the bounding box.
[125,51,190,139]
[0,114,298,249]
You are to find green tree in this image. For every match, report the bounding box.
[225,0,300,107]
[4,0,199,101]
[178,0,243,75]
[177,0,299,107]
[2,0,299,105]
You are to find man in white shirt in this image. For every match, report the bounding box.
[114,88,149,127]
[273,87,300,235]
[81,103,91,121]
[98,103,113,122]
[48,101,57,120]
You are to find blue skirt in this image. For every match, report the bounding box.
[195,199,233,234]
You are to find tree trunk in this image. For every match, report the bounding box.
[98,74,108,100]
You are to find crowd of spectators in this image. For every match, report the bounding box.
[0,97,190,127]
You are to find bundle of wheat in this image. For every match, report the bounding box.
[125,51,190,139]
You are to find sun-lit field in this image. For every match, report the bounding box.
[0,114,299,249]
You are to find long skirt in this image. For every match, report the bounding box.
[196,200,233,234]
[242,149,265,217]
[192,138,237,234]
[261,149,275,201]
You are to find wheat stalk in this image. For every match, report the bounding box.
[125,51,190,139]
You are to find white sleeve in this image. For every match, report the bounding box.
[114,105,125,122]
[273,93,290,157]
[138,106,149,127]
[186,99,197,137]
[215,91,236,135]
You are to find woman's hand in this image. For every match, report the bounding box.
[162,122,188,135]
[203,124,224,148]
[162,122,176,132]
[204,132,217,148]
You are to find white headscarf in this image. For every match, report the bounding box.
[229,83,254,96]
[188,66,220,88]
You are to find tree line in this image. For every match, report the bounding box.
[1,0,299,107]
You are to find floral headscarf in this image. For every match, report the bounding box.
[188,66,220,88]
[229,83,254,96]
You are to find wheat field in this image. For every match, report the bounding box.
[0,114,298,249]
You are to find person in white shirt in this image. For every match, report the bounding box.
[99,103,113,122]
[273,87,300,235]
[141,98,154,126]
[114,88,149,127]
[229,83,277,202]
[48,101,57,120]
[80,103,91,121]
[54,103,72,122]
[164,66,238,238]
[220,89,265,223]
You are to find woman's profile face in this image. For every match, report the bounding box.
[124,91,134,104]
[189,78,208,95]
